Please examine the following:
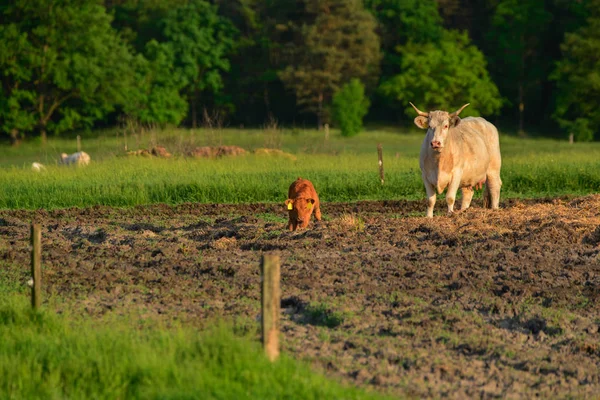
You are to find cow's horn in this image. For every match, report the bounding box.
[451,103,470,117]
[409,102,428,117]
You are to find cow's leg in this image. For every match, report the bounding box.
[483,183,491,208]
[287,219,294,231]
[445,175,462,215]
[460,186,474,211]
[486,172,502,209]
[424,182,436,218]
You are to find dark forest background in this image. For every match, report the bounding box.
[1,0,599,144]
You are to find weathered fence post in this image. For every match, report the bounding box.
[569,133,574,144]
[30,224,42,310]
[377,143,384,185]
[261,253,280,361]
[76,135,81,152]
[324,123,329,141]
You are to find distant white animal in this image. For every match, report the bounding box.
[60,151,91,166]
[31,162,46,172]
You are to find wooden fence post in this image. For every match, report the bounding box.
[77,135,81,152]
[30,224,42,310]
[261,253,280,361]
[569,133,574,144]
[377,143,384,185]
[324,123,329,141]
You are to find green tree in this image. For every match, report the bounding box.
[278,0,381,128]
[0,0,137,142]
[435,0,499,45]
[122,41,188,126]
[104,0,187,52]
[365,0,493,122]
[365,0,443,50]
[485,0,552,134]
[332,79,370,137]
[0,24,36,145]
[379,31,502,118]
[161,0,237,127]
[552,0,600,142]
[213,0,301,125]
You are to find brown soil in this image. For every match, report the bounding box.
[1,196,600,398]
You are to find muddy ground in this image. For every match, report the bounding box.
[1,196,600,399]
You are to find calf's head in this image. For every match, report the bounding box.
[285,197,315,228]
[410,102,470,151]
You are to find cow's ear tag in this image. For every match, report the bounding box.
[287,203,293,210]
[306,203,312,210]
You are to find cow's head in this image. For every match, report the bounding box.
[285,197,315,229]
[410,102,470,151]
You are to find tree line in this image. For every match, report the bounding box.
[0,0,598,144]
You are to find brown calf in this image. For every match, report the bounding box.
[285,177,322,231]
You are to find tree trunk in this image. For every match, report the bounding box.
[9,129,21,146]
[40,128,47,145]
[191,96,197,129]
[518,83,524,137]
[38,93,48,145]
[317,92,323,130]
[264,85,271,117]
[518,47,525,137]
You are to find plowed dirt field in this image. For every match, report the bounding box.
[1,196,599,398]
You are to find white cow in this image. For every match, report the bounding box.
[60,151,91,166]
[410,102,502,217]
[31,162,46,172]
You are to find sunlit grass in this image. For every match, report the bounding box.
[1,128,599,209]
[0,294,389,400]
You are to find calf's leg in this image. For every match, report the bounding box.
[314,204,322,221]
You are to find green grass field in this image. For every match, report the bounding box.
[0,271,388,400]
[0,296,389,399]
[1,127,599,209]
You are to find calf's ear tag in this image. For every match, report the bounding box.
[287,203,293,210]
[306,203,312,209]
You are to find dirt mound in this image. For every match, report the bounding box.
[188,146,214,158]
[2,194,600,399]
[254,148,297,161]
[151,146,171,158]
[126,146,171,158]
[126,149,151,157]
[188,145,246,158]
